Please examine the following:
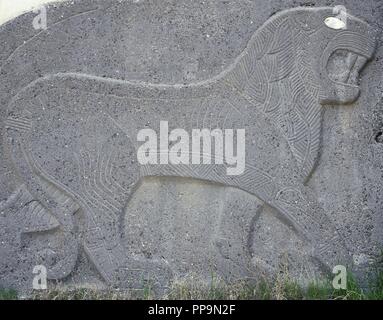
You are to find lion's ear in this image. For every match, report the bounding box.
[225,17,295,106]
[292,10,323,32]
[265,18,295,82]
[250,22,275,59]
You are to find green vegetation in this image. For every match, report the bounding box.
[165,268,381,300]
[1,273,382,300]
[26,267,383,300]
[2,254,383,300]
[0,288,18,300]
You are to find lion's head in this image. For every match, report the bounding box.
[226,7,376,179]
[288,7,376,105]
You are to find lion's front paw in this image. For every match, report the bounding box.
[314,236,351,271]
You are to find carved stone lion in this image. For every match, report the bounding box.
[1,6,376,288]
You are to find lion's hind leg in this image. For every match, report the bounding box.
[77,114,173,289]
[269,184,351,271]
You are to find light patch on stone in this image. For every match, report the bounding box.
[324,16,346,30]
[353,253,372,266]
[0,0,67,25]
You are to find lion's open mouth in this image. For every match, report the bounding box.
[318,12,376,105]
[327,49,368,88]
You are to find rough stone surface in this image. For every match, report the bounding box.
[0,0,382,292]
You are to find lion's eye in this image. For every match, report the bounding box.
[324,17,346,30]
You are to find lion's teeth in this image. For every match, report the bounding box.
[337,52,356,84]
[347,55,367,85]
[326,50,368,86]
[344,53,357,84]
[347,52,358,68]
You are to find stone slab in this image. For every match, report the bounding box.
[0,0,382,292]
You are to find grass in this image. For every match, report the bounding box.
[20,268,383,300]
[2,255,383,300]
[2,277,381,301]
[30,288,135,300]
[166,266,383,300]
[0,288,18,300]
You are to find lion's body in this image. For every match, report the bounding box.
[2,63,334,285]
